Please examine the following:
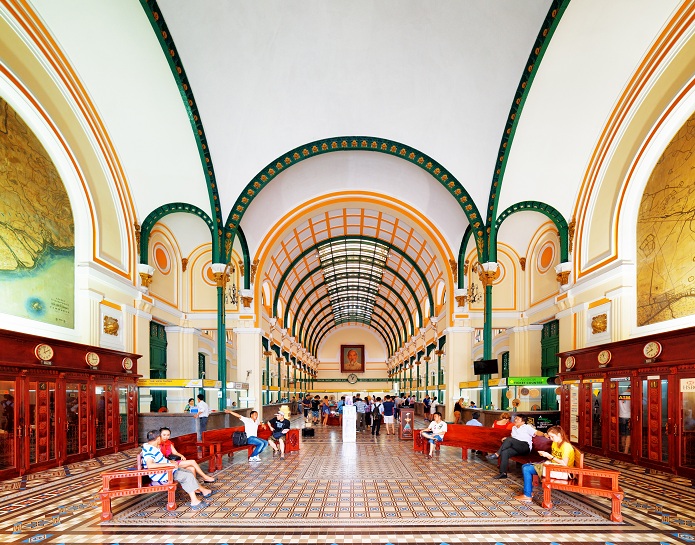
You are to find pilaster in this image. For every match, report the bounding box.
[443,326,474,420]
[508,324,544,376]
[234,327,264,411]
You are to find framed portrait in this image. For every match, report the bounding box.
[341,345,365,374]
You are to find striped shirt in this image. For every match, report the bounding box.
[141,443,170,483]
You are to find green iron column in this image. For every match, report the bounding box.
[212,264,228,411]
[481,262,498,410]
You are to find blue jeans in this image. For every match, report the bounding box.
[521,463,538,497]
[247,436,268,457]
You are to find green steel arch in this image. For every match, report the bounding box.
[308,309,398,357]
[490,201,569,263]
[313,319,394,358]
[274,235,432,326]
[140,203,216,264]
[457,225,474,289]
[140,1,223,239]
[235,226,251,289]
[225,137,485,253]
[483,0,571,261]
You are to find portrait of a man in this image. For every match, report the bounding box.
[341,345,365,373]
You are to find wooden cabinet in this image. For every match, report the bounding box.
[0,330,140,478]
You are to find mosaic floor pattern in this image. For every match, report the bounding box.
[0,414,693,544]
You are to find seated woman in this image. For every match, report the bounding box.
[515,425,574,502]
[159,427,216,483]
[486,412,513,459]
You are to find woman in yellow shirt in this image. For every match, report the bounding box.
[515,426,574,502]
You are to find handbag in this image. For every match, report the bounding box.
[166,453,182,461]
[232,431,248,446]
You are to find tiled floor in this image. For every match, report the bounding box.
[1,415,693,544]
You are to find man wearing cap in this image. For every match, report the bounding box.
[267,411,292,459]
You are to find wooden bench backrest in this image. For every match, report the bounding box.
[202,426,245,443]
[171,433,198,444]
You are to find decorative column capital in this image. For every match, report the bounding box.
[211,263,229,288]
[240,288,253,309]
[555,262,572,287]
[480,262,500,287]
[454,288,467,308]
[137,264,155,289]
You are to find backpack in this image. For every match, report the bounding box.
[372,404,382,421]
[232,431,248,446]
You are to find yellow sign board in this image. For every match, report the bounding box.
[137,379,222,389]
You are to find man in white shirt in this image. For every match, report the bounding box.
[494,414,541,479]
[354,396,366,432]
[225,409,268,462]
[195,394,210,435]
[420,411,447,458]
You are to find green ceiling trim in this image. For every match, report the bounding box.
[140,1,223,251]
[304,297,402,356]
[225,136,485,252]
[274,235,431,325]
[313,319,394,358]
[457,225,474,289]
[295,290,406,350]
[140,203,215,264]
[236,226,251,289]
[491,200,569,263]
[484,0,571,261]
[292,276,413,345]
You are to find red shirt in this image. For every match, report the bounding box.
[492,420,513,430]
[159,439,173,457]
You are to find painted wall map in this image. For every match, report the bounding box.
[0,97,74,327]
[636,111,695,326]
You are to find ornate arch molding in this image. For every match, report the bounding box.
[491,201,569,263]
[235,227,251,288]
[225,137,485,251]
[272,235,433,326]
[140,1,223,235]
[140,203,216,264]
[457,225,474,289]
[484,0,571,256]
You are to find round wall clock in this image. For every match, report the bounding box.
[565,355,576,370]
[597,350,612,365]
[347,373,358,384]
[34,343,54,362]
[85,351,100,368]
[122,357,134,371]
[643,341,662,359]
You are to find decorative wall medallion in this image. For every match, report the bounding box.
[643,341,662,359]
[591,313,608,334]
[597,350,612,367]
[565,355,576,370]
[103,316,119,336]
[85,352,100,368]
[520,387,530,396]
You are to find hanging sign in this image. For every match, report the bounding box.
[507,377,547,386]
[681,378,695,392]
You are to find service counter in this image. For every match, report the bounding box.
[138,408,256,443]
[460,408,560,430]
[414,402,447,419]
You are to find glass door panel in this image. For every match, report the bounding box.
[590,381,603,449]
[641,378,669,464]
[28,380,57,468]
[65,382,88,458]
[0,381,17,475]
[679,379,695,473]
[95,383,115,454]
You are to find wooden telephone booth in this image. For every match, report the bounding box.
[0,329,140,479]
[558,326,695,479]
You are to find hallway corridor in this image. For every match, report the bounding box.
[2,415,693,544]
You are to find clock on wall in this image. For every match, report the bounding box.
[597,350,612,366]
[347,373,358,384]
[643,341,662,359]
[34,343,54,363]
[85,351,100,368]
[122,357,134,371]
[565,355,576,370]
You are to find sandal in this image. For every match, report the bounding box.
[202,490,215,498]
[203,478,216,483]
[189,501,208,510]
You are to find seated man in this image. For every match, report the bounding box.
[158,427,216,482]
[420,411,447,458]
[141,429,213,510]
[225,409,268,462]
[267,412,291,459]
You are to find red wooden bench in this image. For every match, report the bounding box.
[99,453,176,521]
[413,424,510,458]
[539,446,624,522]
[201,426,255,469]
[165,432,216,470]
[257,426,301,454]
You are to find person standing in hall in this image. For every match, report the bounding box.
[423,394,431,423]
[354,394,366,432]
[194,393,210,435]
[453,397,465,424]
[302,395,312,422]
[225,409,268,462]
[382,395,396,435]
[371,397,383,436]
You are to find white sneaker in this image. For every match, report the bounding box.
[250,456,261,462]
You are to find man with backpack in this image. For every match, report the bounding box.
[371,397,384,436]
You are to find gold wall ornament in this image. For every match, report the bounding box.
[139,272,153,288]
[568,217,576,254]
[449,259,458,283]
[212,271,228,288]
[134,222,141,250]
[519,257,526,271]
[103,316,119,336]
[480,268,500,287]
[556,270,570,285]
[433,350,444,356]
[591,313,608,334]
[181,257,188,272]
[241,295,253,307]
[250,259,259,281]
[238,260,245,276]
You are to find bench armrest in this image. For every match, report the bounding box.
[542,464,620,490]
[101,466,175,491]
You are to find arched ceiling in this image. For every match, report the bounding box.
[263,207,444,356]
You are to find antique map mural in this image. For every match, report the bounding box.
[0,97,74,327]
[636,111,695,326]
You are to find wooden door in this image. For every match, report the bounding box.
[64,381,89,463]
[94,382,116,456]
[24,377,58,474]
[638,376,672,471]
[0,378,19,479]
